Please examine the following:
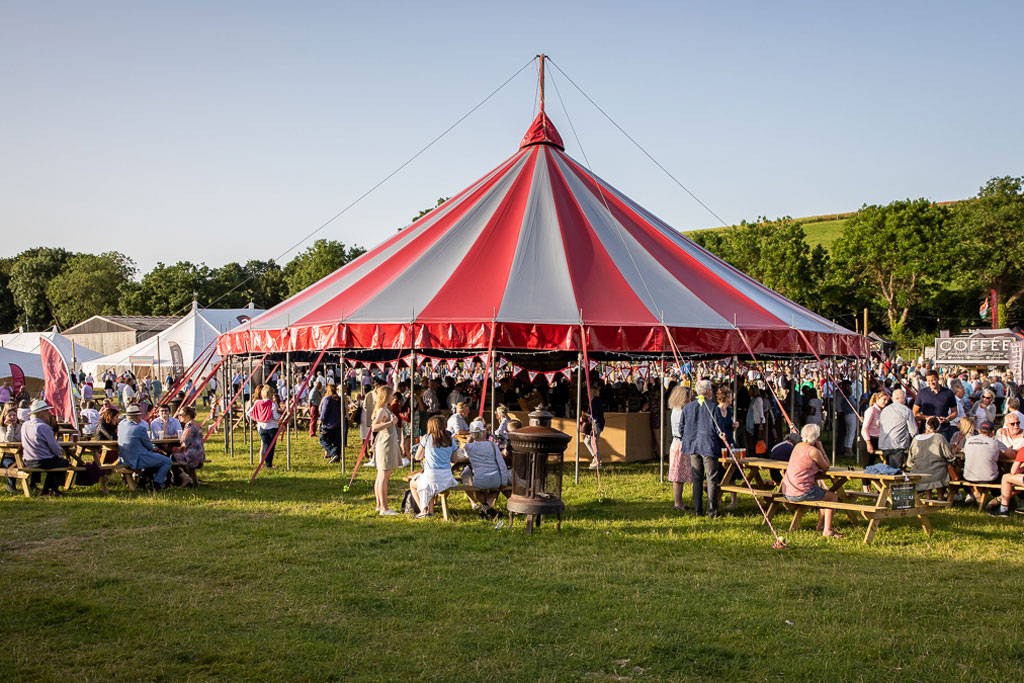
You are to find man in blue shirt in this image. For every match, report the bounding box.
[912,370,957,441]
[117,404,172,489]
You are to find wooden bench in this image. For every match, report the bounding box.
[1,446,93,497]
[435,484,511,521]
[947,480,1016,511]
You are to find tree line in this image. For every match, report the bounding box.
[688,175,1024,346]
[3,177,1021,344]
[0,239,365,331]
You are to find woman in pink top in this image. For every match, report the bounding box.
[860,391,890,465]
[781,423,844,539]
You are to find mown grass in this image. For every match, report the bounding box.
[2,420,1023,682]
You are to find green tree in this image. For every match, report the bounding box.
[830,199,950,335]
[242,260,289,309]
[689,217,821,307]
[282,239,365,295]
[8,247,75,327]
[411,197,450,223]
[952,176,1024,316]
[46,252,136,327]
[120,261,211,315]
[0,259,20,332]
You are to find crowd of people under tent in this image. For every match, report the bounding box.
[5,354,1024,528]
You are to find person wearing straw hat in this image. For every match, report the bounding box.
[117,404,173,489]
[21,399,71,495]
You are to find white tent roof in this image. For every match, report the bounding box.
[0,328,104,364]
[0,345,45,382]
[81,304,264,375]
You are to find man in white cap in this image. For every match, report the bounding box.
[21,399,71,495]
[117,404,172,489]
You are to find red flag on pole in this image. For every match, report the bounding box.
[40,337,77,430]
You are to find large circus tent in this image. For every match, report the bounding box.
[218,112,864,360]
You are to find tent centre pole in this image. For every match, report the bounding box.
[575,351,582,485]
[659,357,665,484]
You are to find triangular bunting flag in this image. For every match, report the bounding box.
[446,358,458,372]
[404,355,415,368]
[637,366,648,379]
[561,367,573,380]
[497,356,508,369]
[509,364,522,376]
[543,371,557,384]
[527,370,538,383]
[430,357,441,370]
[589,360,599,370]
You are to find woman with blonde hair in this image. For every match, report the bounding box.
[950,416,974,457]
[667,385,692,510]
[371,384,403,515]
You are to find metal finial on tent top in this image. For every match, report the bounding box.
[537,54,547,114]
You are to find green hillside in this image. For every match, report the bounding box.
[684,213,851,251]
[800,217,848,249]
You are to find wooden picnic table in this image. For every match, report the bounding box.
[717,456,947,544]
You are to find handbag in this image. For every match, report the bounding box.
[755,439,768,455]
[491,442,511,487]
[401,489,420,515]
[579,413,592,436]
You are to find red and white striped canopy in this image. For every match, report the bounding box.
[219,114,863,357]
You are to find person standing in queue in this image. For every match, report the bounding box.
[680,380,723,519]
[371,385,403,515]
[249,386,282,470]
[318,383,343,464]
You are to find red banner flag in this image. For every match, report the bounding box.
[40,337,77,430]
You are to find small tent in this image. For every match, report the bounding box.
[82,304,264,377]
[0,328,104,369]
[0,346,45,394]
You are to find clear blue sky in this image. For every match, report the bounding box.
[2,1,1021,274]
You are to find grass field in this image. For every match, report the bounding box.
[3,422,1024,682]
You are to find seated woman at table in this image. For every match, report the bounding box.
[409,416,458,518]
[494,404,512,448]
[949,417,974,458]
[170,406,204,487]
[458,423,511,517]
[2,402,21,493]
[780,423,844,539]
[95,406,120,443]
[906,416,957,497]
[3,401,22,442]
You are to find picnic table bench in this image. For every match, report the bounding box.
[717,456,946,544]
[2,436,200,495]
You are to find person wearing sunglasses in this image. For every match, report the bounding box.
[973,391,997,426]
[990,415,1024,516]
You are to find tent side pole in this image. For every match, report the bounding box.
[286,351,292,471]
[408,353,414,474]
[248,355,255,465]
[225,357,231,456]
[575,352,582,485]
[489,350,496,434]
[732,356,739,450]
[340,352,346,474]
[830,362,837,466]
[659,357,665,483]
[790,359,797,429]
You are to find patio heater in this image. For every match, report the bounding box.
[507,408,571,534]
